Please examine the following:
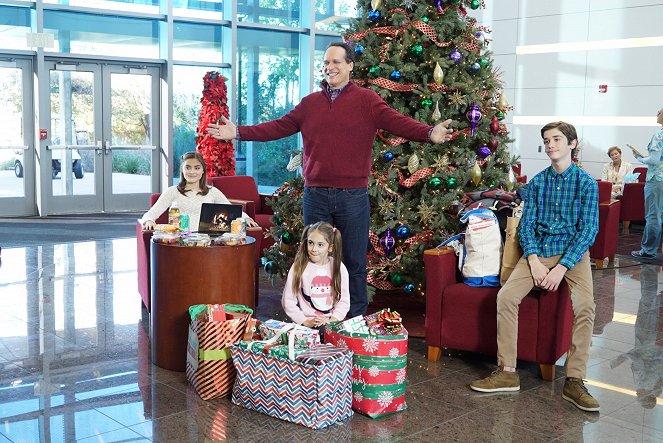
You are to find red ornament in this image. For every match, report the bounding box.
[488,139,498,151]
[490,116,499,135]
[195,71,236,177]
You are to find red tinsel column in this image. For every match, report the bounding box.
[195,71,235,177]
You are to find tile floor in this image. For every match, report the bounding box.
[0,229,661,442]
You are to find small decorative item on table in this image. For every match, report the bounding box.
[181,233,211,247]
[152,231,181,245]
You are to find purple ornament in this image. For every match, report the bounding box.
[476,31,482,37]
[466,103,482,137]
[449,48,462,64]
[436,0,442,13]
[477,146,491,159]
[379,228,395,257]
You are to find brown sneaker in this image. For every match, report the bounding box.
[470,368,520,392]
[562,378,600,412]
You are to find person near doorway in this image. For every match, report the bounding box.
[206,42,454,317]
[629,107,663,259]
[469,121,601,413]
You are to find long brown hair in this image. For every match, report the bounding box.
[291,222,343,305]
[177,151,209,196]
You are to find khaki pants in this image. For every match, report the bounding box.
[496,252,595,379]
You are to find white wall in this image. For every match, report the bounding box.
[470,0,663,180]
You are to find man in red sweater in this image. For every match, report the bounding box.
[208,42,454,317]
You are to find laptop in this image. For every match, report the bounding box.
[197,203,243,235]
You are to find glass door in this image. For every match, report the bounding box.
[46,61,160,213]
[0,58,34,216]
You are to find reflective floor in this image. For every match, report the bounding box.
[0,237,661,442]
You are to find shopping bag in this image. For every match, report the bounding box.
[230,344,353,429]
[186,304,253,400]
[500,216,523,286]
[325,319,408,419]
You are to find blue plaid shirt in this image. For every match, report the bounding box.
[519,162,599,270]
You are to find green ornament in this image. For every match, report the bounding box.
[420,98,433,108]
[271,215,282,225]
[422,17,429,23]
[369,65,381,76]
[410,44,423,57]
[445,177,458,189]
[281,231,294,244]
[390,273,404,287]
[470,0,481,9]
[452,0,460,3]
[478,57,489,68]
[496,110,506,120]
[427,177,442,190]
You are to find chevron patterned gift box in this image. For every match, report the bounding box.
[230,344,353,429]
[325,324,408,418]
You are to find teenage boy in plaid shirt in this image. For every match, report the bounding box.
[470,121,601,412]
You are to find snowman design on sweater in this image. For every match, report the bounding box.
[301,271,334,314]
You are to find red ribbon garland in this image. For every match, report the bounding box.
[398,167,434,188]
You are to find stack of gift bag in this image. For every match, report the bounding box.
[231,319,353,429]
[325,308,408,418]
[185,305,407,429]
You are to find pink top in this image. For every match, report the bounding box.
[281,259,350,324]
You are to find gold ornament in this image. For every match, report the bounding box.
[407,153,420,174]
[497,92,509,110]
[433,62,445,85]
[371,0,382,10]
[417,202,438,224]
[471,161,482,185]
[432,100,442,121]
[505,168,516,191]
[432,154,450,170]
[448,91,466,107]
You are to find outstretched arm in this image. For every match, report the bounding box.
[430,119,454,143]
[207,116,236,140]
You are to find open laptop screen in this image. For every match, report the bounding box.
[197,203,243,234]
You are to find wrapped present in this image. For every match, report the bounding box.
[258,319,291,342]
[231,344,353,429]
[286,325,321,350]
[364,308,406,336]
[296,343,349,366]
[266,344,308,360]
[186,304,253,400]
[208,304,226,322]
[333,315,370,335]
[325,322,408,418]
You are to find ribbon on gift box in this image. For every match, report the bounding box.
[365,309,406,336]
[296,343,349,366]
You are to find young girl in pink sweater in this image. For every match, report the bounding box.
[282,222,350,328]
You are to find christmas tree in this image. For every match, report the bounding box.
[263,0,516,295]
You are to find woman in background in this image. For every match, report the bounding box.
[601,146,633,198]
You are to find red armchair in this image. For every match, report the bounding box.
[423,248,573,381]
[137,189,263,313]
[208,176,276,252]
[589,180,621,269]
[620,167,647,233]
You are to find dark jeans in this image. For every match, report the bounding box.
[303,186,370,317]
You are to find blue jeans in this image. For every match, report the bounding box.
[303,187,370,317]
[640,181,663,256]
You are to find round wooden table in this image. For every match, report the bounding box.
[150,237,256,371]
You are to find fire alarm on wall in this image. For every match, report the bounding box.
[39,129,48,140]
[598,84,608,93]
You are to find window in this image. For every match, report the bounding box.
[237,0,301,28]
[173,22,223,63]
[236,27,300,187]
[44,10,159,58]
[0,5,31,51]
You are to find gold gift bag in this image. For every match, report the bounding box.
[500,216,523,286]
